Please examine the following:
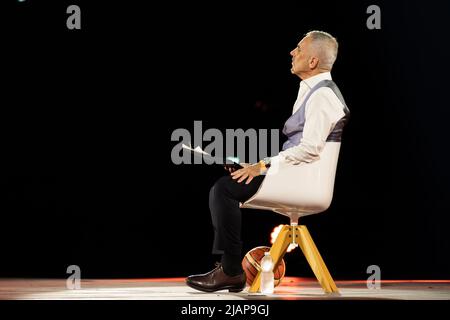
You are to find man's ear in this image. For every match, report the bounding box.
[309,56,319,69]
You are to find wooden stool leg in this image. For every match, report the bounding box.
[248,225,291,293]
[297,226,339,294]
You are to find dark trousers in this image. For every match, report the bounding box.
[209,175,265,257]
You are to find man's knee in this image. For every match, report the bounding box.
[212,176,232,196]
[209,184,216,203]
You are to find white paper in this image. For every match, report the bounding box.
[182,143,210,156]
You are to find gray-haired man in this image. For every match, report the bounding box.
[186,31,350,293]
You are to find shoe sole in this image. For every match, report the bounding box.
[186,281,246,293]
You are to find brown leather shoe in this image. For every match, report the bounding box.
[186,263,246,293]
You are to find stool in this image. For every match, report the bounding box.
[241,142,342,294]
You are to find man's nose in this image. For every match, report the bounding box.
[290,49,296,57]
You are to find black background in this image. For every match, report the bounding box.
[1,0,449,281]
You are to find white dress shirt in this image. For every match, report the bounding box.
[276,72,346,165]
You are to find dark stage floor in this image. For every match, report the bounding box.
[1,277,449,300]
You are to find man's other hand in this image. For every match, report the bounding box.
[230,163,261,184]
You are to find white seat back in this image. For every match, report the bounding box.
[241,142,341,222]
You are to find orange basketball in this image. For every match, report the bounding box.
[242,246,286,287]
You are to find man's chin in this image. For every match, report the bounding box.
[290,69,300,76]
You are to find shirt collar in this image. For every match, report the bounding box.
[300,71,332,90]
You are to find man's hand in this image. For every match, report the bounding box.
[230,163,261,184]
[224,163,250,173]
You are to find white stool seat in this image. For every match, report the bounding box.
[241,142,341,222]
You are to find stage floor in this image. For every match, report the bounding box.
[0,277,449,300]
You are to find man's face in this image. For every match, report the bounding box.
[290,36,312,78]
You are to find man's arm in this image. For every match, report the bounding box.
[230,88,346,184]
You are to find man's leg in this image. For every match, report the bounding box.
[209,175,265,275]
[185,174,265,292]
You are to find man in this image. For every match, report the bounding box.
[186,30,350,293]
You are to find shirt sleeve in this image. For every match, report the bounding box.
[277,88,346,165]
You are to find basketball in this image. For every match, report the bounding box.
[242,246,286,287]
